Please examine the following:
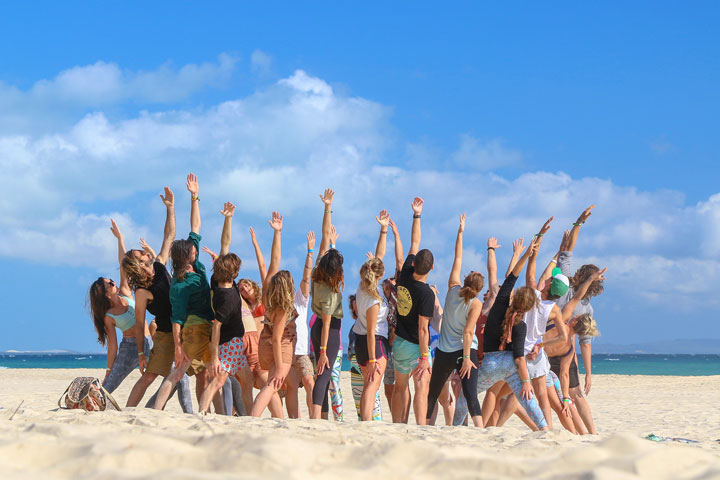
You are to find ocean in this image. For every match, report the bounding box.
[0,353,718,375]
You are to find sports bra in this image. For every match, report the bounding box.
[107,295,137,333]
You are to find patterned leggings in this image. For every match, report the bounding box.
[327,350,344,421]
[476,351,547,429]
[349,353,382,421]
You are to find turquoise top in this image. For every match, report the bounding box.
[107,295,136,333]
[169,232,214,326]
[438,286,478,352]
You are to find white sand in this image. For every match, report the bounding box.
[0,370,718,479]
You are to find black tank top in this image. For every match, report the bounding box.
[139,262,173,333]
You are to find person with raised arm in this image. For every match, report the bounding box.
[352,210,392,421]
[197,202,248,413]
[380,217,404,416]
[123,187,193,412]
[475,236,549,431]
[309,188,345,419]
[545,267,606,434]
[152,173,215,410]
[551,205,602,433]
[250,212,299,418]
[391,197,435,425]
[518,216,575,431]
[88,220,151,394]
[426,214,485,427]
[283,231,316,418]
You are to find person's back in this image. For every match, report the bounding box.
[438,286,477,352]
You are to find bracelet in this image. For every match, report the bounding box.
[307,249,314,253]
[320,346,327,351]
[521,378,531,383]
[138,352,145,357]
[562,398,572,403]
[550,259,556,264]
[325,210,332,213]
[191,194,200,201]
[368,359,377,363]
[413,214,421,219]
[105,368,112,372]
[330,244,336,249]
[487,247,495,251]
[463,355,470,359]
[573,221,584,226]
[532,233,544,239]
[420,352,429,358]
[380,229,388,234]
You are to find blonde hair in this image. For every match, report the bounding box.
[266,270,296,317]
[121,256,152,290]
[239,279,261,305]
[459,272,485,304]
[360,258,385,302]
[573,314,600,337]
[500,286,539,350]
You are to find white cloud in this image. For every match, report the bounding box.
[251,49,272,76]
[1,61,720,327]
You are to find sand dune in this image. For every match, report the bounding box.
[0,370,718,479]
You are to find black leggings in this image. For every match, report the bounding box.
[426,348,482,419]
[311,316,342,407]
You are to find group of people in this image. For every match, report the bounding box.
[89,173,605,433]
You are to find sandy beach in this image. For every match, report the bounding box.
[0,370,718,479]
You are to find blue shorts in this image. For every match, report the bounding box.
[392,336,433,375]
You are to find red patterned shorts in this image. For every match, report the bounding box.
[218,337,248,375]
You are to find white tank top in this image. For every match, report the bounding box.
[523,289,554,354]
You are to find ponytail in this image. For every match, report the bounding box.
[360,258,385,301]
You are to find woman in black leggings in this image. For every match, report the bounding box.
[309,188,345,419]
[426,214,485,427]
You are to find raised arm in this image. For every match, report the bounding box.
[187,173,200,234]
[538,230,568,288]
[511,237,539,278]
[566,205,595,253]
[409,197,423,255]
[526,216,553,289]
[139,238,157,260]
[110,219,132,298]
[156,187,176,265]
[263,212,283,289]
[389,218,404,274]
[318,188,334,256]
[219,202,235,256]
[249,227,267,283]
[448,214,465,289]
[561,268,607,322]
[374,209,389,260]
[201,246,218,263]
[505,238,524,279]
[301,231,315,298]
[486,237,500,292]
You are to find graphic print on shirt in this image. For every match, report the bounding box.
[396,285,412,317]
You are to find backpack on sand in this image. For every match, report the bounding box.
[57,377,121,412]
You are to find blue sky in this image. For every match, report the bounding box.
[1,2,718,352]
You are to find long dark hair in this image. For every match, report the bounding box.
[88,278,111,346]
[171,239,195,282]
[312,248,344,293]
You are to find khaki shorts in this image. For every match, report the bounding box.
[243,331,262,375]
[182,323,211,364]
[146,331,174,377]
[258,323,297,371]
[293,354,314,379]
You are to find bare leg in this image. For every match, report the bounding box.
[198,371,229,413]
[571,386,596,433]
[237,366,255,413]
[391,371,410,423]
[302,375,315,414]
[359,358,387,421]
[251,363,292,418]
[413,369,431,426]
[481,382,507,426]
[547,386,577,434]
[126,372,159,407]
[438,380,455,426]
[152,358,191,409]
[532,376,553,429]
[384,383,394,409]
[285,367,300,419]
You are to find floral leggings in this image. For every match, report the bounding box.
[475,351,548,429]
[321,350,345,421]
[349,353,382,421]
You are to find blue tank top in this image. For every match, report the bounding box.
[438,286,478,352]
[107,296,136,332]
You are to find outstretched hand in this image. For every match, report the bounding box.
[411,197,424,215]
[488,237,501,249]
[591,267,607,282]
[329,225,339,245]
[560,229,571,252]
[577,205,595,224]
[268,212,283,231]
[307,231,316,251]
[249,227,258,243]
[110,219,123,239]
[512,238,524,256]
[186,173,199,195]
[539,216,554,236]
[320,188,334,206]
[389,218,399,235]
[376,209,390,228]
[458,213,466,233]
[527,236,541,256]
[201,246,217,258]
[220,202,236,217]
[160,187,174,208]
